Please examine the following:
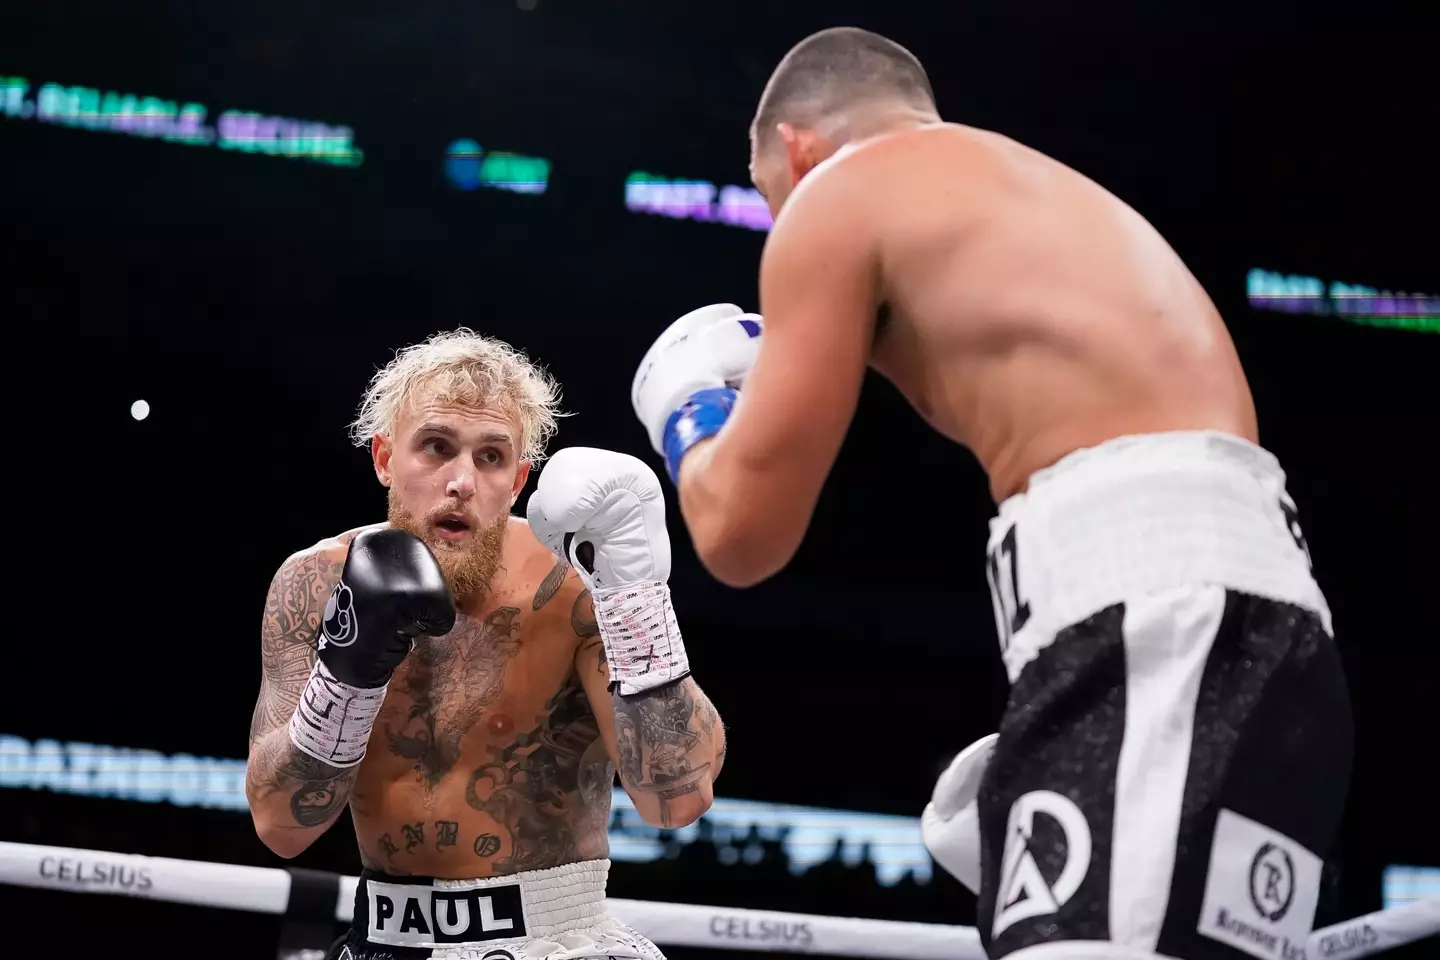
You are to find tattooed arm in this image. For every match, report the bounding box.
[570,588,726,828]
[245,539,360,858]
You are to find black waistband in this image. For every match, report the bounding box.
[359,867,446,886]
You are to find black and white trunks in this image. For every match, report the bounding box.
[979,431,1353,960]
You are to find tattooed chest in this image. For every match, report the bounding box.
[381,606,524,788]
[358,677,615,878]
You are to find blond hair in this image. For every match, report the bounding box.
[349,328,564,463]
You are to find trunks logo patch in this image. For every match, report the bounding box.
[1198,809,1320,960]
[992,789,1093,938]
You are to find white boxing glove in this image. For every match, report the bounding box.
[630,303,764,481]
[526,446,690,695]
[921,733,999,895]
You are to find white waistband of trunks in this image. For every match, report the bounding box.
[989,430,1331,634]
[362,858,611,951]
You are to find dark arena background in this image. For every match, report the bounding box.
[1,2,1436,958]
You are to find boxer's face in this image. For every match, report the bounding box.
[372,392,531,602]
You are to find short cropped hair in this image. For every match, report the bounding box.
[349,328,564,464]
[753,27,936,144]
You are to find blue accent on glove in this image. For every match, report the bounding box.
[661,387,739,485]
[738,318,762,338]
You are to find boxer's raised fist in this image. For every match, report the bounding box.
[526,446,672,593]
[527,447,690,696]
[631,303,764,457]
[316,528,455,689]
[289,528,455,767]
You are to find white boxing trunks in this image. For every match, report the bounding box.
[329,860,664,960]
[978,431,1353,960]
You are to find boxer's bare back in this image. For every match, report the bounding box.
[247,520,619,879]
[770,123,1256,500]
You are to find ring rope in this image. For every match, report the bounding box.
[2,842,1435,959]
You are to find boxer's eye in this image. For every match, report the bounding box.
[477,448,502,465]
[421,438,451,456]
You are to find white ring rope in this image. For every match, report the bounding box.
[1,841,1435,959]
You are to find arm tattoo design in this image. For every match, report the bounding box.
[247,548,358,828]
[695,690,725,776]
[694,690,720,738]
[532,559,569,611]
[571,590,600,639]
[250,552,345,743]
[248,738,356,827]
[579,638,607,677]
[612,680,713,827]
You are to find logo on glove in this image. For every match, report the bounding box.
[320,581,357,650]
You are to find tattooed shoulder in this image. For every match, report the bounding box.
[532,558,569,611]
[263,548,344,650]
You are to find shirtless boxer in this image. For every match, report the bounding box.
[629,26,1350,960]
[245,328,725,960]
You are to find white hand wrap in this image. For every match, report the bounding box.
[287,659,387,767]
[593,580,691,696]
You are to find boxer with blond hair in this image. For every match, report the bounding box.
[246,328,724,959]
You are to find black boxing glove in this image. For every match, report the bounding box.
[288,528,455,767]
[315,528,455,687]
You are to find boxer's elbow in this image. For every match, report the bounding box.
[246,767,322,859]
[691,515,797,588]
[626,774,715,829]
[251,815,317,859]
[698,532,794,588]
[680,445,801,587]
[664,783,715,828]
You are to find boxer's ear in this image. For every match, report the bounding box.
[511,458,532,502]
[778,122,828,186]
[777,122,803,183]
[372,433,393,486]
